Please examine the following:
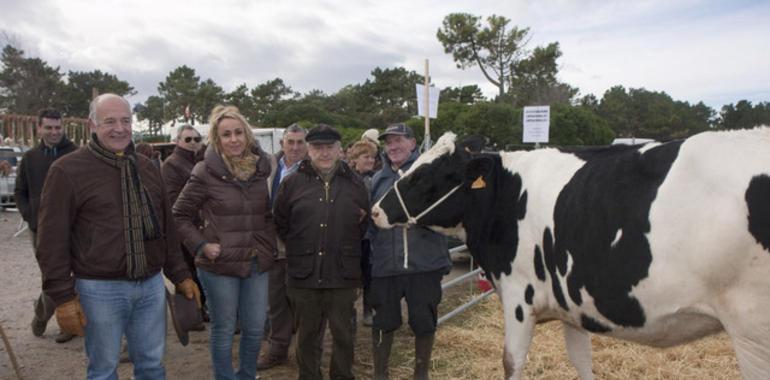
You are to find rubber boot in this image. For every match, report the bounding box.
[414,333,435,380]
[373,329,394,380]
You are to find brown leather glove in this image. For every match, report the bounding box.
[55,296,87,337]
[176,278,202,309]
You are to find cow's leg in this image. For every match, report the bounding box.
[501,302,535,380]
[722,315,770,378]
[719,286,770,380]
[563,322,594,380]
[730,333,770,380]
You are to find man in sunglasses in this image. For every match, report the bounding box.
[162,124,207,323]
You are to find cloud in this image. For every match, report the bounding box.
[0,0,767,111]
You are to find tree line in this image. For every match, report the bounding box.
[2,13,769,148]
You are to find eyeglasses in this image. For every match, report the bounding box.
[184,136,202,143]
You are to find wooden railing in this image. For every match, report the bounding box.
[0,114,90,147]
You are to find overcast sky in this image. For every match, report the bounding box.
[2,0,769,112]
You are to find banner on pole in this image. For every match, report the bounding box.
[522,106,550,143]
[416,84,439,119]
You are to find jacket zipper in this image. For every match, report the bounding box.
[318,179,331,284]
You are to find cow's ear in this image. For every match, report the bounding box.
[465,156,495,187]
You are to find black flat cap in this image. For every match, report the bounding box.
[379,123,414,140]
[306,124,341,144]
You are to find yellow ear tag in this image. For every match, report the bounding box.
[471,175,486,189]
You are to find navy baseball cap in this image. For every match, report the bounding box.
[378,123,414,140]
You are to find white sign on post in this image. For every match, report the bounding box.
[416,84,439,119]
[523,106,550,143]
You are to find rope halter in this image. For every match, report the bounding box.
[392,175,462,268]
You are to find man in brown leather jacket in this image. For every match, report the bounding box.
[35,94,200,379]
[273,124,369,380]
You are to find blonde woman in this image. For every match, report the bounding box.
[347,140,378,179]
[173,105,276,380]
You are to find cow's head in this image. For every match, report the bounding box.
[372,132,526,279]
[371,133,471,238]
[371,133,509,237]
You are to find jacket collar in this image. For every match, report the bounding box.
[203,144,271,180]
[172,145,197,164]
[39,136,75,155]
[380,149,419,178]
[297,158,356,180]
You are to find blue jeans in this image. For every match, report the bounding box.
[198,259,269,380]
[76,273,166,380]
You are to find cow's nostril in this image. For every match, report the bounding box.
[372,210,379,218]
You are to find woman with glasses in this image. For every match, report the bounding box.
[162,124,208,324]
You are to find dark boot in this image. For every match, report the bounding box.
[373,329,394,380]
[31,295,50,337]
[362,306,373,327]
[414,334,435,380]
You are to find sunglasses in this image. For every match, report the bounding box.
[184,136,202,143]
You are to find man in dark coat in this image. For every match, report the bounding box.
[273,124,369,380]
[259,123,308,369]
[368,123,451,380]
[162,124,206,323]
[15,108,78,343]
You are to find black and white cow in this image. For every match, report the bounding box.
[371,129,770,380]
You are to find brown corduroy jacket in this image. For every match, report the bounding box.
[35,146,191,306]
[173,144,277,277]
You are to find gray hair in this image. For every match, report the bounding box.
[284,123,307,136]
[175,124,199,142]
[88,94,131,124]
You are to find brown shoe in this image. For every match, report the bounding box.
[257,354,287,370]
[54,331,75,343]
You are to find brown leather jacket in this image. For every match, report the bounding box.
[173,144,277,277]
[273,160,369,289]
[36,147,190,306]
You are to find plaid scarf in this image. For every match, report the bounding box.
[87,137,161,279]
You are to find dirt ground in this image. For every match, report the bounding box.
[0,210,476,380]
[0,210,379,379]
[0,209,742,380]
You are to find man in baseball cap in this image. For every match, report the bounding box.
[369,121,449,379]
[378,123,414,141]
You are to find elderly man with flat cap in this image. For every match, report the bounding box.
[273,124,369,380]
